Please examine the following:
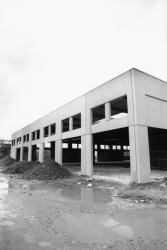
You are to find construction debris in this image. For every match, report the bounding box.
[3,159,71,180]
[22,159,71,180]
[0,155,16,166]
[4,161,39,174]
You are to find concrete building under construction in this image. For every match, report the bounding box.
[10,69,167,183]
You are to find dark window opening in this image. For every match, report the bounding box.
[27,134,29,142]
[111,95,128,119]
[32,132,35,140]
[73,113,81,130]
[23,135,26,142]
[44,126,49,137]
[62,118,69,132]
[50,123,56,135]
[37,129,40,139]
[92,104,105,123]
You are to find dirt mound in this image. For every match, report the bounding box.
[4,161,40,174]
[22,159,71,180]
[0,155,16,166]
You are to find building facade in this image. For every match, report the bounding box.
[11,69,167,183]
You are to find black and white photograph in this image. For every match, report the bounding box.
[0,0,167,249]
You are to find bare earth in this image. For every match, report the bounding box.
[1,167,167,250]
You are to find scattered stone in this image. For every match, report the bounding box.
[87,183,92,187]
[77,182,81,185]
[160,183,166,188]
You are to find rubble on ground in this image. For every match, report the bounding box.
[4,161,40,174]
[3,159,71,180]
[22,159,71,180]
[0,155,16,166]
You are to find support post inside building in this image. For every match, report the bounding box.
[129,125,151,183]
[55,140,62,165]
[81,134,93,176]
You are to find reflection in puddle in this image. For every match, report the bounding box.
[0,175,10,218]
[61,186,112,204]
[0,220,15,227]
[29,183,112,204]
[54,209,167,243]
[38,241,52,248]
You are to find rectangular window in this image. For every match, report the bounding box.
[63,143,68,148]
[62,118,69,132]
[92,104,105,123]
[27,134,29,142]
[44,126,49,137]
[117,145,121,150]
[72,143,78,149]
[32,132,35,140]
[37,130,40,139]
[72,113,81,130]
[23,135,26,142]
[110,95,128,119]
[50,123,56,135]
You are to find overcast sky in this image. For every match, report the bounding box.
[0,0,167,139]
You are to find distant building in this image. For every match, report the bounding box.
[0,140,11,147]
[10,69,167,183]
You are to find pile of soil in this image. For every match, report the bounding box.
[4,161,40,174]
[22,159,71,180]
[0,155,16,166]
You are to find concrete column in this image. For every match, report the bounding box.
[20,147,23,161]
[48,125,51,137]
[129,125,151,183]
[105,102,111,121]
[10,147,16,160]
[81,134,93,177]
[69,117,73,131]
[55,140,62,165]
[39,143,44,163]
[28,145,32,161]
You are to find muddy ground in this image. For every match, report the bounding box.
[1,166,167,250]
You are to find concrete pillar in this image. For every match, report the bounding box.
[39,143,44,163]
[129,125,151,183]
[10,147,16,160]
[20,147,23,161]
[105,102,111,121]
[48,125,51,137]
[28,145,32,161]
[55,140,62,165]
[81,134,93,176]
[69,117,73,131]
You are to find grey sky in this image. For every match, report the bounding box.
[0,0,167,139]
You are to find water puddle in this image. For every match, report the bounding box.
[60,186,112,204]
[55,208,167,243]
[0,220,15,227]
[28,183,112,204]
[0,175,10,218]
[38,241,52,248]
